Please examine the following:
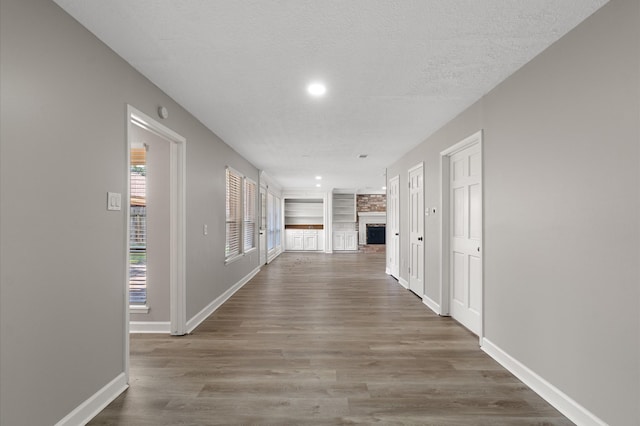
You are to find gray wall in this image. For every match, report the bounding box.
[387,0,640,424]
[0,0,259,425]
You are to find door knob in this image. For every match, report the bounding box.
[418,237,423,241]
[477,247,480,252]
[395,233,399,236]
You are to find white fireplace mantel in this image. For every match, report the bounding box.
[358,212,386,244]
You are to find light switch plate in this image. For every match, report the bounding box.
[107,192,122,211]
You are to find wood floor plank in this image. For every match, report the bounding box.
[89,252,572,425]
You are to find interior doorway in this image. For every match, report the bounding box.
[125,105,186,361]
[408,163,424,296]
[440,130,483,339]
[387,175,400,279]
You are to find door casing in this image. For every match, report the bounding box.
[125,105,187,379]
[259,186,267,265]
[387,175,400,279]
[439,130,483,343]
[408,163,424,297]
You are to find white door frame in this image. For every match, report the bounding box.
[386,175,400,278]
[259,185,267,265]
[126,105,187,360]
[439,130,483,342]
[408,163,425,297]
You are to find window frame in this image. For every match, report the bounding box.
[225,167,257,264]
[225,167,243,263]
[243,177,257,254]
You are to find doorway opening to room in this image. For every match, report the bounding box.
[125,105,186,377]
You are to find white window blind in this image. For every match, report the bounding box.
[130,146,147,305]
[225,168,242,259]
[267,192,275,250]
[243,178,257,252]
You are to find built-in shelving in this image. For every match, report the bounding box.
[332,193,356,223]
[284,198,323,226]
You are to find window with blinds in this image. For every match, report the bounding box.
[130,146,147,305]
[225,168,243,259]
[267,192,275,250]
[243,178,257,252]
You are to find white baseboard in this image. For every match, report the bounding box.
[385,267,391,275]
[267,247,282,264]
[422,295,441,315]
[481,338,606,426]
[55,372,128,426]
[186,266,260,333]
[129,321,171,334]
[398,277,409,289]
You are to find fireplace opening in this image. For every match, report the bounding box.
[366,224,386,245]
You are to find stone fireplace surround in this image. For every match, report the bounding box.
[357,212,386,245]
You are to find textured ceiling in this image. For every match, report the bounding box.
[54,0,607,191]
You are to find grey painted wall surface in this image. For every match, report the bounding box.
[0,0,259,425]
[387,0,639,424]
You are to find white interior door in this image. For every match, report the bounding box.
[408,164,424,296]
[449,142,482,335]
[387,175,400,279]
[259,187,267,265]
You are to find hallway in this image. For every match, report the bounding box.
[90,253,571,425]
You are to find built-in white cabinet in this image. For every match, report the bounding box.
[285,229,324,251]
[345,232,357,250]
[286,230,304,250]
[333,231,358,251]
[284,197,324,252]
[303,232,318,251]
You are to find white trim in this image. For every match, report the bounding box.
[439,130,483,344]
[186,266,261,333]
[267,246,282,263]
[55,373,128,426]
[385,267,391,274]
[124,106,131,381]
[422,295,441,315]
[129,305,149,314]
[481,339,607,426]
[408,162,424,174]
[398,277,409,289]
[440,130,483,157]
[224,253,244,265]
[170,127,187,336]
[129,321,171,333]
[439,154,450,317]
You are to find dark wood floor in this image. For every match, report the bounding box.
[90,252,572,425]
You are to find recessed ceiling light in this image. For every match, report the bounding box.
[315,176,322,180]
[316,183,321,188]
[382,186,387,190]
[307,82,327,97]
